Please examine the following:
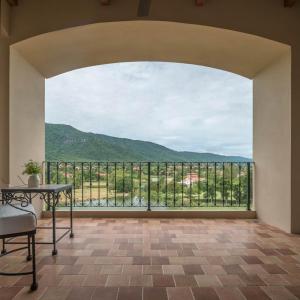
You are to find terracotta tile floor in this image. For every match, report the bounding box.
[1,218,300,299]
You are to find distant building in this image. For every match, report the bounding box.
[181,173,204,185]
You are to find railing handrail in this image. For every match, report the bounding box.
[44,160,254,164]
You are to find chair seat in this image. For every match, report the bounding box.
[0,204,36,236]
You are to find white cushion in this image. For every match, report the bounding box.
[0,204,36,236]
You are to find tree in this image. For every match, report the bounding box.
[109,170,132,193]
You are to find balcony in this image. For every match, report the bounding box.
[0,2,298,298]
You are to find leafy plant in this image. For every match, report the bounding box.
[23,160,42,175]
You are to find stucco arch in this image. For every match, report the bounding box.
[8,20,292,232]
[12,21,289,79]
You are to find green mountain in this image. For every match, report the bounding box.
[45,123,251,162]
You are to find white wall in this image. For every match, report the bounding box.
[253,52,291,232]
[9,48,45,216]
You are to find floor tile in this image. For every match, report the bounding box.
[59,275,86,287]
[167,287,194,300]
[66,287,95,300]
[239,286,271,300]
[91,287,118,300]
[39,286,72,300]
[101,265,122,275]
[194,275,222,287]
[82,274,108,286]
[192,287,219,300]
[151,257,170,265]
[117,287,142,300]
[202,265,226,275]
[143,287,168,300]
[223,264,246,275]
[215,287,246,300]
[122,265,142,275]
[163,265,184,275]
[129,275,153,286]
[173,275,198,287]
[0,287,23,300]
[258,274,290,286]
[143,265,163,275]
[217,274,245,287]
[261,286,298,300]
[239,274,266,286]
[242,256,263,265]
[106,275,130,287]
[261,264,287,274]
[286,286,300,298]
[183,264,204,275]
[152,275,175,287]
[132,257,151,265]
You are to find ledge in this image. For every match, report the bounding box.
[42,210,256,219]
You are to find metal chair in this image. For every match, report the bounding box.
[0,193,38,291]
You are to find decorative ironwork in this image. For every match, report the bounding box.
[1,185,74,256]
[45,161,254,211]
[1,192,37,222]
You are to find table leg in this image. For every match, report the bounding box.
[2,194,8,255]
[26,235,32,261]
[1,239,6,255]
[70,191,74,238]
[52,196,57,256]
[30,234,38,291]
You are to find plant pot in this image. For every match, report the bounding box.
[28,174,40,188]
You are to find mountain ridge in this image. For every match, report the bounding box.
[45,123,252,162]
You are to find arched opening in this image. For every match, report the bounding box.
[8,21,292,232]
[45,62,253,159]
[45,61,253,210]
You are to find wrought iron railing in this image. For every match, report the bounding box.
[44,161,254,210]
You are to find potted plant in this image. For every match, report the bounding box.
[23,160,42,188]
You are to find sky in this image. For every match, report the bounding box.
[45,62,253,158]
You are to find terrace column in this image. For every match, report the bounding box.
[0,37,9,186]
[0,0,10,187]
[254,46,300,234]
[253,52,291,233]
[9,48,45,217]
[9,48,45,186]
[291,43,300,233]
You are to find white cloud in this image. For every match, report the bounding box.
[46,62,253,158]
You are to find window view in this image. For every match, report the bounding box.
[45,62,253,209]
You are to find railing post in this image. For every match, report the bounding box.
[247,162,251,211]
[46,162,51,211]
[147,162,151,211]
[46,162,51,185]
